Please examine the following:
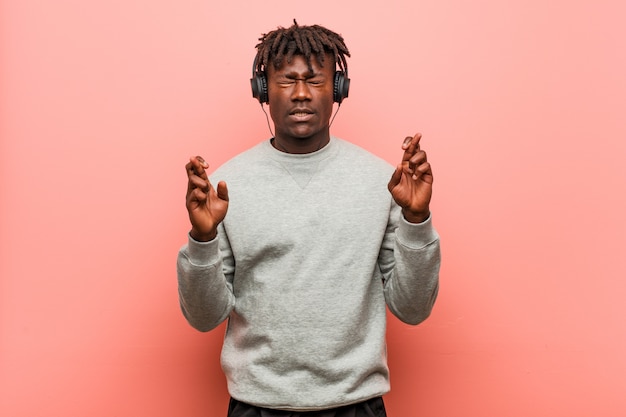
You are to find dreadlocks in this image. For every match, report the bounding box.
[254,19,350,75]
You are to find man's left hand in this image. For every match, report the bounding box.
[387,133,433,223]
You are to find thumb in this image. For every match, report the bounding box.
[387,165,403,192]
[216,181,229,201]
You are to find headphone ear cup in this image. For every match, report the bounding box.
[250,72,268,103]
[333,71,350,103]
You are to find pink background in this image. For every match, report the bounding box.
[2,1,625,416]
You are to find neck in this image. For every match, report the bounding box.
[272,132,330,154]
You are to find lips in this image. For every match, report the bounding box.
[288,108,314,122]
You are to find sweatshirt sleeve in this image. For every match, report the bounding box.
[176,228,235,332]
[379,203,441,325]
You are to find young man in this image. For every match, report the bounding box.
[177,21,440,416]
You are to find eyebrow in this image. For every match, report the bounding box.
[280,68,326,79]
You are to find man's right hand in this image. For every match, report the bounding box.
[185,156,229,241]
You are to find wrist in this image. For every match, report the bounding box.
[402,209,430,224]
[190,228,217,242]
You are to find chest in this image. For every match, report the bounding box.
[221,169,392,263]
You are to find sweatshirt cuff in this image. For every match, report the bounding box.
[396,214,439,249]
[186,233,220,266]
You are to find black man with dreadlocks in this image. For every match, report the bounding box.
[178,20,440,417]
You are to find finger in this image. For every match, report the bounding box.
[195,155,209,168]
[186,188,208,207]
[413,162,433,183]
[409,150,427,167]
[402,133,422,150]
[186,156,211,195]
[185,161,195,179]
[186,164,207,187]
[402,136,413,150]
[401,133,422,162]
[400,161,414,176]
[401,137,414,162]
[404,158,429,180]
[189,175,210,193]
[188,156,209,180]
[186,158,204,175]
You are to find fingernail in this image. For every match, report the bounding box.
[196,156,208,167]
[403,136,412,147]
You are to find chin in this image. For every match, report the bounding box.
[286,128,320,140]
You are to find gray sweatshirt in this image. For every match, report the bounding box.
[177,137,440,411]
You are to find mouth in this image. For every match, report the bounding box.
[289,108,314,121]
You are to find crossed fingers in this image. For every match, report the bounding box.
[402,133,428,180]
[186,156,210,195]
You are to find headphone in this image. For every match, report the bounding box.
[250,55,350,104]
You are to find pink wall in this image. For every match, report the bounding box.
[2,1,625,416]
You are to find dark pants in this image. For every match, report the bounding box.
[227,397,387,417]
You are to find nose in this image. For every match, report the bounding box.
[291,80,312,101]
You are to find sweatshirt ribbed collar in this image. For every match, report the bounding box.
[262,136,339,163]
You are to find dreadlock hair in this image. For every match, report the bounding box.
[254,19,350,75]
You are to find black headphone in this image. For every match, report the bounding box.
[250,55,350,104]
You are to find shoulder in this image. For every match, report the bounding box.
[334,137,394,173]
[210,141,270,180]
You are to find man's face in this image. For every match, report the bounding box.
[266,53,335,144]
